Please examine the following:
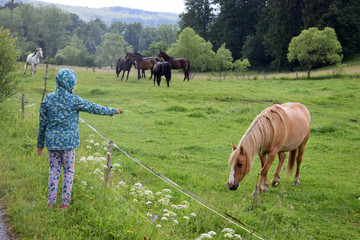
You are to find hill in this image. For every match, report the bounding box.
[0,0,180,27]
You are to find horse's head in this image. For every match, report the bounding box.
[227,143,248,190]
[37,48,43,58]
[157,51,164,58]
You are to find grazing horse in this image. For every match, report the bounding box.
[227,102,311,194]
[127,52,160,80]
[153,61,172,87]
[116,57,136,81]
[157,51,190,81]
[24,48,43,76]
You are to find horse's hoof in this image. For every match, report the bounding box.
[293,181,300,186]
[293,177,300,185]
[272,180,280,188]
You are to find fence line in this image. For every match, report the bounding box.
[15,93,270,239]
[79,117,271,240]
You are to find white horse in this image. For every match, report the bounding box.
[24,48,43,76]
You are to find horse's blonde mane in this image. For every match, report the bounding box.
[231,104,287,174]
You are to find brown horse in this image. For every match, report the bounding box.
[157,51,190,81]
[127,52,158,80]
[227,102,311,194]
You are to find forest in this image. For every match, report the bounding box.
[1,0,359,72]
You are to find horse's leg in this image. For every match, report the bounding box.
[259,153,269,192]
[293,138,309,185]
[256,151,278,194]
[149,69,153,80]
[126,70,130,81]
[31,64,34,77]
[24,62,28,74]
[34,64,37,75]
[138,69,141,79]
[121,71,126,81]
[272,152,286,187]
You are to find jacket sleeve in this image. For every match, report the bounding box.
[75,96,116,116]
[37,102,48,148]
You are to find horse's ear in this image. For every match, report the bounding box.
[232,143,237,151]
[239,145,244,154]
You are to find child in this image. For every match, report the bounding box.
[37,68,122,209]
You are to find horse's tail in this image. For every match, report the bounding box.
[286,149,297,179]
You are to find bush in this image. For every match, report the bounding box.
[0,27,20,103]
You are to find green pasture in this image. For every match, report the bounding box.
[0,65,359,239]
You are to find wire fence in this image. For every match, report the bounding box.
[16,92,271,240]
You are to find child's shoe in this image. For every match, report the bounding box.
[61,204,68,209]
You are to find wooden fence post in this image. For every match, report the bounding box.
[105,140,114,188]
[21,94,25,117]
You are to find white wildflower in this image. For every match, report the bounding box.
[95,157,101,162]
[161,217,168,221]
[173,220,178,224]
[93,168,102,174]
[145,201,152,205]
[208,231,217,236]
[162,189,172,193]
[117,181,126,186]
[190,213,196,217]
[86,145,92,149]
[89,139,94,144]
[113,163,121,168]
[133,199,138,203]
[183,216,189,220]
[222,228,235,234]
[224,233,233,238]
[158,198,170,205]
[163,213,170,217]
[106,152,111,156]
[134,183,143,188]
[80,157,86,162]
[94,143,100,147]
[81,181,87,186]
[100,157,106,161]
[144,190,153,195]
[171,204,177,209]
[155,192,162,195]
[200,233,212,238]
[87,156,94,161]
[234,234,242,239]
[103,147,108,151]
[156,224,161,228]
[146,213,152,217]
[182,200,190,206]
[163,209,169,213]
[103,165,108,169]
[164,195,172,199]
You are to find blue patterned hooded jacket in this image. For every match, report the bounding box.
[37,68,115,150]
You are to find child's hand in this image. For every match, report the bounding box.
[115,108,123,114]
[37,148,43,156]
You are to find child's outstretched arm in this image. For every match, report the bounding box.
[76,97,122,116]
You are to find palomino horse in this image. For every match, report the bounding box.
[227,102,311,194]
[157,51,190,81]
[24,48,43,76]
[127,52,159,80]
[116,57,136,81]
[153,61,171,87]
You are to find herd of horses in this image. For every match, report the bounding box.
[116,51,190,87]
[25,48,311,197]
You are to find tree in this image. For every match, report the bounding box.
[234,58,251,78]
[124,22,142,52]
[157,24,178,46]
[169,27,215,73]
[214,43,233,79]
[179,0,214,40]
[263,0,303,71]
[0,28,20,103]
[98,33,132,68]
[287,27,343,79]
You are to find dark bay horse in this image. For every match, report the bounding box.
[227,103,311,194]
[157,51,190,81]
[153,61,172,87]
[127,52,160,80]
[116,57,136,81]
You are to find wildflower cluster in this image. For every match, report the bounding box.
[195,227,243,239]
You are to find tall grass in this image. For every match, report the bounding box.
[0,65,359,239]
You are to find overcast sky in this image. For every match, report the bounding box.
[33,0,186,14]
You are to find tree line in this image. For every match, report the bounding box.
[179,0,360,71]
[0,2,178,68]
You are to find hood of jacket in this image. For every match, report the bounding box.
[56,68,77,93]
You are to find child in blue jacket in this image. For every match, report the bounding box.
[37,68,122,209]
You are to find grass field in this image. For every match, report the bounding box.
[0,64,359,239]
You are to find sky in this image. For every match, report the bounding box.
[33,0,186,14]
